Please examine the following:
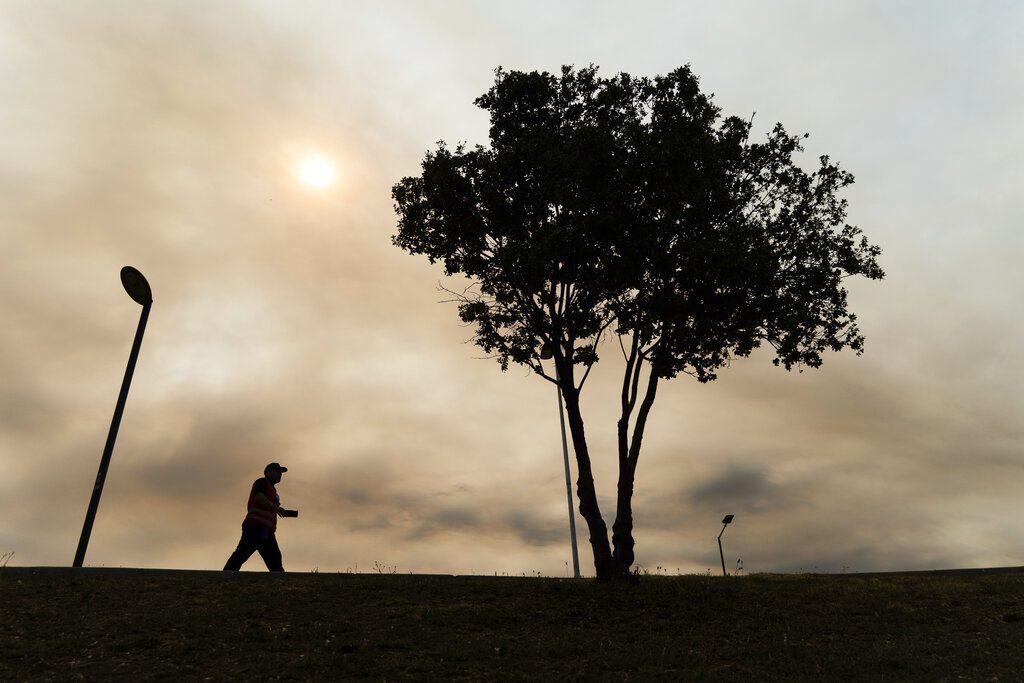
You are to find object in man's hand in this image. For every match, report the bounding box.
[281,509,298,517]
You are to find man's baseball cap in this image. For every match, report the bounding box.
[265,462,288,473]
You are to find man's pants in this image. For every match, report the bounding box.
[223,522,284,572]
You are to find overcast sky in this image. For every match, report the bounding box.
[2,1,1021,576]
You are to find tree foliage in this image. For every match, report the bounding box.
[393,65,883,579]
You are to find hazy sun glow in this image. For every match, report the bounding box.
[298,155,336,188]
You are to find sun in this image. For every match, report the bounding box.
[298,155,336,188]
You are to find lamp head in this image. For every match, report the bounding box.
[722,514,734,525]
[120,266,152,305]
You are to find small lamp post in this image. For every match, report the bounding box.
[73,266,153,568]
[540,342,580,579]
[717,514,734,577]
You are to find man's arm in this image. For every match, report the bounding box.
[252,492,281,514]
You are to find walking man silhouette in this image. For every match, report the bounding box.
[223,462,297,572]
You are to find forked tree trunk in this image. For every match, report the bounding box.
[555,353,659,581]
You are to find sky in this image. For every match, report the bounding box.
[1,1,1022,576]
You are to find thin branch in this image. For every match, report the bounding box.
[741,177,785,221]
[620,332,639,412]
[576,361,594,392]
[436,279,481,302]
[512,289,549,337]
[565,283,578,311]
[617,332,640,469]
[639,335,662,358]
[545,277,558,318]
[626,345,645,415]
[530,360,559,386]
[436,282,497,314]
[715,156,777,226]
[576,315,616,392]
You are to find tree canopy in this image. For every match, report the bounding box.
[393,65,884,579]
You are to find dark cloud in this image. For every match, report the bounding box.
[408,506,483,540]
[687,466,798,514]
[504,510,567,547]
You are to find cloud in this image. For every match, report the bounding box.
[687,465,798,515]
[2,2,1022,577]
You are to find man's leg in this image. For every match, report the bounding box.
[257,531,284,572]
[223,524,260,571]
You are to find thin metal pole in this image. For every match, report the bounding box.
[554,365,580,579]
[717,524,728,577]
[73,301,151,567]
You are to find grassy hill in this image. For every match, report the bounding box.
[3,566,1023,680]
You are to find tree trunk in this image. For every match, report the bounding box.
[611,468,636,571]
[609,336,642,576]
[558,378,617,580]
[611,366,660,575]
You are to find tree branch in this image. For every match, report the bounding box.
[557,281,568,318]
[436,280,480,303]
[639,335,662,358]
[532,361,560,386]
[626,363,661,472]
[620,333,640,415]
[627,343,645,415]
[577,315,616,392]
[617,332,643,471]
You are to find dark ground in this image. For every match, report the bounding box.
[3,566,1024,681]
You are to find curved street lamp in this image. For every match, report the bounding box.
[73,266,153,568]
[718,514,734,577]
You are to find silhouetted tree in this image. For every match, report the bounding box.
[392,65,884,580]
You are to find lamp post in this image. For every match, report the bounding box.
[73,266,153,568]
[717,514,734,577]
[541,344,580,578]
